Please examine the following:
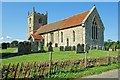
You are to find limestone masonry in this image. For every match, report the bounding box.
[28,5,104,50]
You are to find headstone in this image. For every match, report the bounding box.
[81,44,84,52]
[24,41,31,53]
[33,41,38,52]
[65,46,71,51]
[76,44,81,53]
[76,43,84,53]
[18,42,24,54]
[72,46,76,51]
[18,41,31,54]
[48,42,53,52]
[60,46,64,51]
[40,41,44,52]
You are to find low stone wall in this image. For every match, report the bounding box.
[2,55,119,79]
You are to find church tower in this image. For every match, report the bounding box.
[28,7,48,39]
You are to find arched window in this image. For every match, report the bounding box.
[50,33,54,43]
[61,32,63,42]
[92,17,98,39]
[73,31,75,42]
[67,38,69,46]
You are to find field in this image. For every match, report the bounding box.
[2,47,119,65]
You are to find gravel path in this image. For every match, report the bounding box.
[83,69,119,78]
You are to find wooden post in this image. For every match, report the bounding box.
[84,43,87,68]
[49,51,52,75]
[48,42,53,75]
[85,52,87,68]
[107,53,110,65]
[5,63,10,79]
[14,63,19,79]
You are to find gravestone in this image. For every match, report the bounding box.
[24,41,31,53]
[48,42,53,52]
[76,43,84,53]
[72,46,76,51]
[85,44,89,53]
[40,41,44,52]
[60,46,64,51]
[18,42,24,54]
[18,41,31,54]
[65,46,71,51]
[33,41,38,52]
[76,44,81,53]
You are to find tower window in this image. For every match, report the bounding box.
[39,18,42,23]
[29,18,31,24]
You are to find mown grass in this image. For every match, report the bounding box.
[2,47,119,65]
[48,63,119,78]
[0,48,17,53]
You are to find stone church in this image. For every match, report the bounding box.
[28,5,104,51]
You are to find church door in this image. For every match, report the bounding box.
[67,38,69,46]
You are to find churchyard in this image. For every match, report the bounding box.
[2,48,119,65]
[2,47,119,79]
[1,41,120,79]
[1,40,119,79]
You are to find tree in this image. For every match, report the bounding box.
[2,43,7,49]
[11,40,18,47]
[107,39,112,43]
[6,42,10,48]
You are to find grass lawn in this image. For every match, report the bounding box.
[0,48,17,53]
[0,48,17,57]
[2,47,119,65]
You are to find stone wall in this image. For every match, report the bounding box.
[42,26,84,47]
[84,7,104,50]
[39,7,104,50]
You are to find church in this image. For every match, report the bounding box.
[28,5,104,51]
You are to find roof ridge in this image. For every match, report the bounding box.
[40,10,90,27]
[63,10,90,20]
[36,9,91,34]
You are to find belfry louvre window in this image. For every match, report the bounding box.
[61,32,63,42]
[73,31,75,42]
[39,18,42,23]
[92,17,98,39]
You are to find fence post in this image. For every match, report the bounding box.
[5,63,11,79]
[14,63,19,79]
[107,53,110,65]
[49,51,52,75]
[84,43,87,68]
[48,42,53,75]
[85,52,87,68]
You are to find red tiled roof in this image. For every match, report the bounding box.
[60,10,90,29]
[35,10,90,34]
[31,34,44,40]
